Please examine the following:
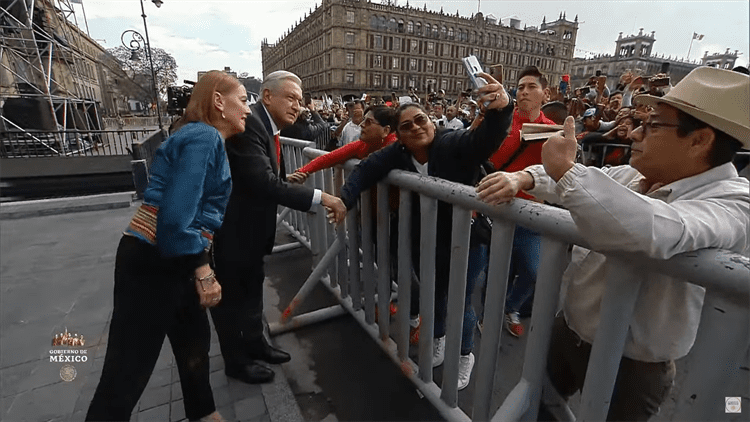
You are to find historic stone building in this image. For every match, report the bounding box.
[570,29,740,91]
[261,0,578,99]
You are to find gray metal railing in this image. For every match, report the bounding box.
[0,129,153,158]
[272,143,750,422]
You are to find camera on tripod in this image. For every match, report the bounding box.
[167,80,196,115]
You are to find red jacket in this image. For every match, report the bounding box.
[489,108,556,199]
[298,133,397,174]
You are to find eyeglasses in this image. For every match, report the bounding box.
[642,121,680,136]
[398,113,430,132]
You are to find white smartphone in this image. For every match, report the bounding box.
[462,55,487,89]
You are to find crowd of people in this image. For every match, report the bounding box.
[86,62,748,422]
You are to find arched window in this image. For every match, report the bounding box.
[416,22,422,35]
[433,25,439,38]
[407,21,414,34]
[425,23,431,37]
[441,25,447,38]
[389,18,396,31]
[448,27,454,39]
[398,19,404,33]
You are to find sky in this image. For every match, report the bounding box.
[73,0,749,85]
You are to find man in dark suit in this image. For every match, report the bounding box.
[211,71,346,384]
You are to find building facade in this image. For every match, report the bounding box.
[261,0,578,99]
[570,29,740,91]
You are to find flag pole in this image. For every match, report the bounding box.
[687,35,695,61]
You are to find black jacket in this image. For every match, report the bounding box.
[340,101,514,266]
[215,102,315,261]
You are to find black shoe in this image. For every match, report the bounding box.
[247,340,291,364]
[224,362,275,384]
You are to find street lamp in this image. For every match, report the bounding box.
[120,29,161,128]
[119,0,164,130]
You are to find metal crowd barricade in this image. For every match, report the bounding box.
[271,143,750,422]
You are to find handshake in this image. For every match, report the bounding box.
[321,192,347,225]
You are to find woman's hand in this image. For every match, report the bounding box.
[287,171,309,184]
[194,264,222,308]
[475,72,510,111]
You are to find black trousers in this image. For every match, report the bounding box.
[86,236,215,421]
[209,253,265,365]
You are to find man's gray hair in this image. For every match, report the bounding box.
[261,71,302,94]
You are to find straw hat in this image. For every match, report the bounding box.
[634,67,750,148]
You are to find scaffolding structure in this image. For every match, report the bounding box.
[1,0,103,142]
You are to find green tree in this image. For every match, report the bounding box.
[107,46,178,105]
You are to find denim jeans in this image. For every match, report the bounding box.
[505,226,541,314]
[433,242,487,355]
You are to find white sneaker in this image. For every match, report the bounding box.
[432,336,446,367]
[457,352,475,390]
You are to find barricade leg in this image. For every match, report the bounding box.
[472,220,516,421]
[361,190,376,325]
[395,190,413,362]
[440,206,472,407]
[493,237,569,422]
[578,258,643,422]
[376,182,391,342]
[418,195,438,384]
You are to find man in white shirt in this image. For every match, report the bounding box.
[335,100,364,146]
[476,67,749,420]
[432,103,447,129]
[444,105,465,130]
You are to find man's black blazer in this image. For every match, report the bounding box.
[215,102,315,262]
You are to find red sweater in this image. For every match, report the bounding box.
[298,133,397,174]
[489,109,556,199]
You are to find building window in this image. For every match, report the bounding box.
[374,74,382,87]
[410,58,418,71]
[398,20,404,33]
[375,35,383,48]
[375,54,383,68]
[410,39,418,52]
[407,21,414,34]
[391,75,399,88]
[441,80,447,90]
[392,57,399,69]
[448,27,454,39]
[346,10,355,23]
[326,54,331,66]
[416,22,421,35]
[346,72,355,83]
[427,42,435,54]
[346,53,355,65]
[346,32,355,45]
[425,24,431,37]
[442,62,448,73]
[389,18,396,31]
[441,26,447,39]
[394,37,401,51]
[433,25,439,38]
[426,60,433,72]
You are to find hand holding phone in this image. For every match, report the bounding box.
[462,55,487,89]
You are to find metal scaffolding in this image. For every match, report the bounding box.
[1,0,102,139]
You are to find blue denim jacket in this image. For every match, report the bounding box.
[126,122,232,263]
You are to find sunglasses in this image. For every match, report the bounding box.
[398,113,430,132]
[641,121,679,136]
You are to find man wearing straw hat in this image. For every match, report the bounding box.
[476,66,749,420]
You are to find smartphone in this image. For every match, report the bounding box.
[462,55,487,89]
[580,86,591,95]
[491,64,504,84]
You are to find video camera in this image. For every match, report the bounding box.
[167,80,196,115]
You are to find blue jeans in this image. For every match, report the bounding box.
[505,226,541,314]
[434,242,487,355]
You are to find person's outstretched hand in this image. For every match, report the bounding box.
[287,171,309,184]
[321,192,347,225]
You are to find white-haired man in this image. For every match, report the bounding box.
[477,67,749,420]
[211,71,345,384]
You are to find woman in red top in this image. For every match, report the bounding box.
[287,106,396,184]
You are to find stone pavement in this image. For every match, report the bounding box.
[0,200,303,422]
